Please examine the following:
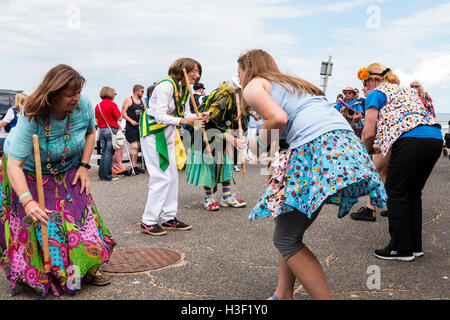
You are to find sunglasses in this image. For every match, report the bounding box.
[411,85,419,88]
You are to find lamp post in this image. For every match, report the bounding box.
[320,56,333,94]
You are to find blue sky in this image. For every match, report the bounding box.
[1,0,449,114]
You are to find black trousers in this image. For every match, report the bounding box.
[385,137,442,252]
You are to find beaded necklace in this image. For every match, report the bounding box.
[44,111,73,175]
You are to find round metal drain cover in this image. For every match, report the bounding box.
[100,248,182,273]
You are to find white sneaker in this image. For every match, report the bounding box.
[204,197,219,211]
[234,165,240,172]
[219,194,247,208]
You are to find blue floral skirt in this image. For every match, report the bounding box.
[249,129,387,220]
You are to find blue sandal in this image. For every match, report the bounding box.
[271,295,278,300]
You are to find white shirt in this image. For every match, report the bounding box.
[147,80,195,144]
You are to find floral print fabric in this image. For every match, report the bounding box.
[0,161,115,296]
[250,130,387,220]
[374,83,435,157]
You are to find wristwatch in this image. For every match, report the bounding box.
[78,162,91,169]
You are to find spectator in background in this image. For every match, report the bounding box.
[246,109,264,163]
[410,80,435,120]
[0,93,27,132]
[189,82,206,112]
[354,88,366,111]
[336,87,364,137]
[122,85,147,175]
[95,87,122,181]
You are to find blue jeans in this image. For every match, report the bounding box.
[98,127,118,181]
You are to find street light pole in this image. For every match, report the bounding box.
[320,55,333,94]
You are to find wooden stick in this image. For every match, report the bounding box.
[32,135,51,273]
[235,93,246,179]
[182,69,213,158]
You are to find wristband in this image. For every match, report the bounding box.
[22,198,35,209]
[222,132,227,140]
[256,137,268,149]
[78,162,91,169]
[19,192,31,202]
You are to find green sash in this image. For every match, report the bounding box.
[140,77,188,171]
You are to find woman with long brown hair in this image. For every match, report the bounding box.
[239,49,386,299]
[0,64,115,296]
[359,63,442,261]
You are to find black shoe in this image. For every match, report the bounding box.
[122,170,132,176]
[140,223,167,236]
[374,246,414,261]
[380,210,388,217]
[161,218,192,231]
[350,207,376,222]
[134,167,146,174]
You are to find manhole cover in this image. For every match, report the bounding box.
[100,248,182,273]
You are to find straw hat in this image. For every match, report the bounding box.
[342,87,357,95]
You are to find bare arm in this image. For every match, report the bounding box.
[7,157,50,225]
[361,107,379,154]
[121,97,136,125]
[243,78,288,155]
[72,129,96,195]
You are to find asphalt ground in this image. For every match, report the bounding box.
[1,156,448,300]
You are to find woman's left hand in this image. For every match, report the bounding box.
[73,166,90,195]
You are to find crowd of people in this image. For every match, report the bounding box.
[0,49,443,299]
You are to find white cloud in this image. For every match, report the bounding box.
[395,54,450,88]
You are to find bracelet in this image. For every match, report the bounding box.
[22,198,35,209]
[222,132,227,140]
[19,192,31,202]
[256,137,268,149]
[78,162,91,169]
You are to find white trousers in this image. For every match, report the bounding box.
[140,133,178,225]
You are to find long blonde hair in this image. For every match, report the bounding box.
[367,63,400,85]
[237,49,324,96]
[24,64,85,122]
[14,93,28,112]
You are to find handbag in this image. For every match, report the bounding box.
[98,102,125,150]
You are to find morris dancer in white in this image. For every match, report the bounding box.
[139,58,209,236]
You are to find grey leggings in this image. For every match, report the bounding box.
[273,210,319,261]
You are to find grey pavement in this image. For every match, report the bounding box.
[1,156,449,300]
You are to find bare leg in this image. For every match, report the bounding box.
[130,141,139,168]
[269,252,295,300]
[285,247,332,300]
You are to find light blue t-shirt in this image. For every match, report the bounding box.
[365,90,442,141]
[270,82,352,149]
[4,94,96,173]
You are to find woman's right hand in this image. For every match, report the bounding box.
[24,200,50,225]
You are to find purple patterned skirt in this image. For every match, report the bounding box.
[0,161,116,296]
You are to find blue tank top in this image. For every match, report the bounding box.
[270,82,352,149]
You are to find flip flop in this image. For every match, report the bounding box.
[271,294,278,300]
